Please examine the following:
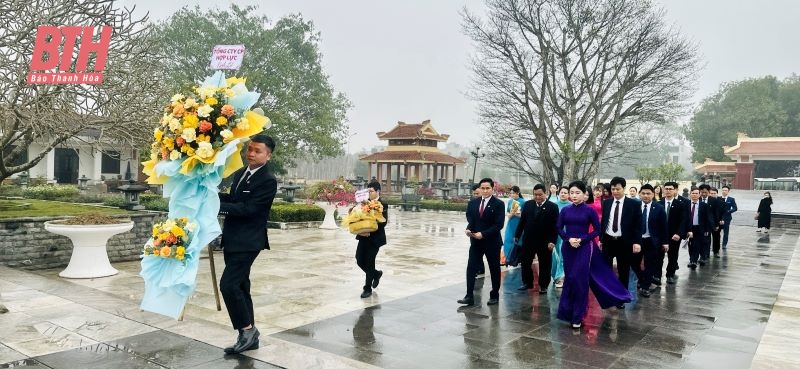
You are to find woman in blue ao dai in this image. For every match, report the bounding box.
[503,186,525,266]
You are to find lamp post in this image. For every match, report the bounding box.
[470,147,485,183]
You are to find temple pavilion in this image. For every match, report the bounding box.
[359,120,466,193]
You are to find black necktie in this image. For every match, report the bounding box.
[234,170,251,194]
[642,204,648,235]
[612,200,620,233]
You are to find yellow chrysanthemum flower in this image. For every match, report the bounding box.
[183,114,199,128]
[196,134,211,143]
[162,137,174,151]
[171,226,185,238]
[205,97,218,106]
[226,76,246,86]
[154,128,163,141]
[185,147,196,157]
[216,116,228,126]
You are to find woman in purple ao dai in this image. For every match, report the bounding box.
[556,181,631,329]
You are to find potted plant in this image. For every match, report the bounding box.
[44,214,134,278]
[305,178,356,229]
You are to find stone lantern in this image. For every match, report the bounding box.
[118,180,147,210]
[18,171,29,190]
[78,175,90,190]
[441,183,451,201]
[280,182,302,203]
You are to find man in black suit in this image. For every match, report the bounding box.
[658,181,688,285]
[720,185,738,249]
[355,181,389,298]
[600,176,642,308]
[514,184,559,294]
[459,177,505,306]
[708,187,727,256]
[218,135,277,355]
[631,184,668,297]
[700,185,725,259]
[686,187,715,269]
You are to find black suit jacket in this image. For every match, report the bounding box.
[703,197,725,227]
[601,197,642,245]
[642,202,669,247]
[687,201,715,235]
[355,198,389,247]
[659,197,688,239]
[219,166,277,252]
[466,196,505,247]
[514,200,559,248]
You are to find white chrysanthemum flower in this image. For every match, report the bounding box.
[163,219,176,230]
[170,94,185,103]
[168,118,181,131]
[197,104,214,118]
[236,117,250,130]
[220,129,233,140]
[181,128,197,142]
[198,87,216,100]
[185,222,198,232]
[195,141,214,159]
[183,98,198,109]
[169,150,182,161]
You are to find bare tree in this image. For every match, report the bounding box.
[463,0,699,185]
[0,0,160,182]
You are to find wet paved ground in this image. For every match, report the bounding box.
[1,189,799,368]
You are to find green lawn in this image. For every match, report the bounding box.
[0,199,131,219]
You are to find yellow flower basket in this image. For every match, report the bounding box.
[347,219,379,234]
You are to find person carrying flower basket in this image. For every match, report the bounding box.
[348,181,388,298]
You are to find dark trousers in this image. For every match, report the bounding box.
[688,226,708,263]
[632,238,660,288]
[656,237,681,279]
[220,250,260,330]
[521,244,552,290]
[711,227,722,255]
[721,220,731,247]
[355,240,380,292]
[602,235,632,288]
[466,241,501,299]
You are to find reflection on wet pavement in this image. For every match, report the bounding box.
[1,204,799,368]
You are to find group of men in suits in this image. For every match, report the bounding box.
[459,175,739,306]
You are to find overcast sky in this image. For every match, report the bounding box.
[122,0,800,153]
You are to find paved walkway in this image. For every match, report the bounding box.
[0,190,798,368]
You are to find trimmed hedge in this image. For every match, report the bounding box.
[23,184,79,200]
[270,203,325,222]
[0,185,24,197]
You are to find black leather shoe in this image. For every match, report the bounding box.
[651,278,662,286]
[360,290,372,298]
[487,298,499,305]
[228,327,260,354]
[372,270,383,289]
[688,263,697,269]
[223,329,243,354]
[714,253,720,258]
[698,259,706,266]
[517,285,530,291]
[638,288,651,298]
[666,276,675,284]
[457,297,475,305]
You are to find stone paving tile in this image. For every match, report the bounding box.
[1,198,799,368]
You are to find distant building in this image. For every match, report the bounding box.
[359,120,466,193]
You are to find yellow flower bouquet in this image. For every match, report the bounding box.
[142,217,197,263]
[341,199,386,234]
[142,71,271,183]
